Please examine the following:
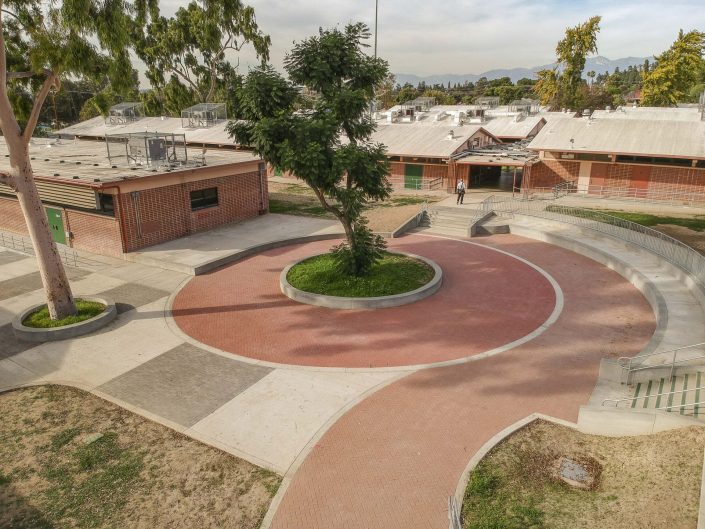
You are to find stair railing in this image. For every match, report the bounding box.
[602,384,705,408]
[619,342,705,385]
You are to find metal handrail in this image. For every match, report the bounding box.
[602,384,705,407]
[618,342,705,366]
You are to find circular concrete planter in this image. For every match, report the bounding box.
[12,297,117,342]
[280,252,442,309]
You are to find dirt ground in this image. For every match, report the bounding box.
[0,385,281,529]
[463,420,705,529]
[655,224,705,254]
[268,179,441,233]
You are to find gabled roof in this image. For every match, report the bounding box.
[482,115,545,139]
[361,124,498,158]
[528,117,705,160]
[591,106,703,122]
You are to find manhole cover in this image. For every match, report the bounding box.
[555,457,598,490]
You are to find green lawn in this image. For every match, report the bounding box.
[286,251,434,297]
[22,299,106,328]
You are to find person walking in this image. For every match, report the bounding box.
[456,179,466,205]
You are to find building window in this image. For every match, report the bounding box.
[190,187,219,211]
[97,193,115,217]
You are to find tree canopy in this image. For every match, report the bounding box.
[137,0,270,116]
[642,30,705,106]
[229,23,391,276]
[534,16,601,110]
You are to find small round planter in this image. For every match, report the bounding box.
[280,251,442,309]
[12,296,117,342]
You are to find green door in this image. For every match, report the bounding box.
[404,164,423,189]
[46,207,66,245]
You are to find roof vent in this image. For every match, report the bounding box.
[106,102,143,126]
[447,130,455,140]
[181,103,227,128]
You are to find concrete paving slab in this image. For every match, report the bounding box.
[189,369,397,473]
[0,323,41,359]
[124,213,341,275]
[96,282,169,314]
[0,267,89,301]
[0,255,36,281]
[99,343,272,427]
[0,358,42,390]
[9,297,178,387]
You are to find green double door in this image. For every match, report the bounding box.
[404,164,423,189]
[46,207,66,245]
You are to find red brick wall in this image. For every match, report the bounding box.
[118,171,266,252]
[64,210,123,257]
[0,196,29,235]
[0,196,123,256]
[587,163,705,201]
[525,160,580,189]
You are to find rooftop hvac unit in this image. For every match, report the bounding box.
[181,103,227,128]
[106,102,143,125]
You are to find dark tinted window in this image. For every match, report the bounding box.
[190,187,218,210]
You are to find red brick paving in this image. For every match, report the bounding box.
[173,235,556,368]
[269,234,656,529]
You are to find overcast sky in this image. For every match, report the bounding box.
[155,0,705,77]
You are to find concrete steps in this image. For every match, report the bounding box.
[624,371,705,419]
[417,207,481,236]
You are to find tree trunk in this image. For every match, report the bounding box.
[12,143,76,319]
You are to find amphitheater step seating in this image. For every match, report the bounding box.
[625,372,705,419]
[416,206,480,237]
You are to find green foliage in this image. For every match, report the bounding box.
[642,30,705,106]
[137,0,270,109]
[286,251,434,297]
[22,299,105,328]
[534,16,601,110]
[331,218,386,276]
[230,23,392,277]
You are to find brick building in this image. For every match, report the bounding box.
[0,137,266,257]
[523,108,705,203]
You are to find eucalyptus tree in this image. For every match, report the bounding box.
[0,0,156,319]
[642,30,705,106]
[534,16,601,110]
[229,23,391,276]
[137,0,270,112]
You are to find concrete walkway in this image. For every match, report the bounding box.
[2,203,704,529]
[124,213,341,275]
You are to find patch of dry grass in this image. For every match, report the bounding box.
[0,385,281,529]
[463,419,705,529]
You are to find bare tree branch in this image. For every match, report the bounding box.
[7,71,35,79]
[23,71,60,142]
[0,170,16,190]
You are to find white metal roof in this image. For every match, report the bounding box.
[356,124,492,158]
[0,137,259,185]
[482,115,546,139]
[591,106,703,122]
[57,116,237,146]
[527,117,705,159]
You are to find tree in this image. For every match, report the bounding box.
[534,16,601,110]
[137,0,270,109]
[0,0,156,319]
[642,30,705,106]
[229,23,391,276]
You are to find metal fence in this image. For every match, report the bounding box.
[487,196,705,290]
[386,175,444,191]
[0,230,88,268]
[522,183,705,207]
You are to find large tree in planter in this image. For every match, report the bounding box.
[0,0,156,319]
[229,23,391,276]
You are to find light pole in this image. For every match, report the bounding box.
[374,0,378,59]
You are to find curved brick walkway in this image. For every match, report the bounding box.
[173,236,556,368]
[269,234,656,529]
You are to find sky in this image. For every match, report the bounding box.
[155,0,705,78]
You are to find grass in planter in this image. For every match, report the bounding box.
[22,299,106,328]
[287,252,434,297]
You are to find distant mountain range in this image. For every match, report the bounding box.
[394,56,651,86]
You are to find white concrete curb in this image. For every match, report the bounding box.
[279,251,442,310]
